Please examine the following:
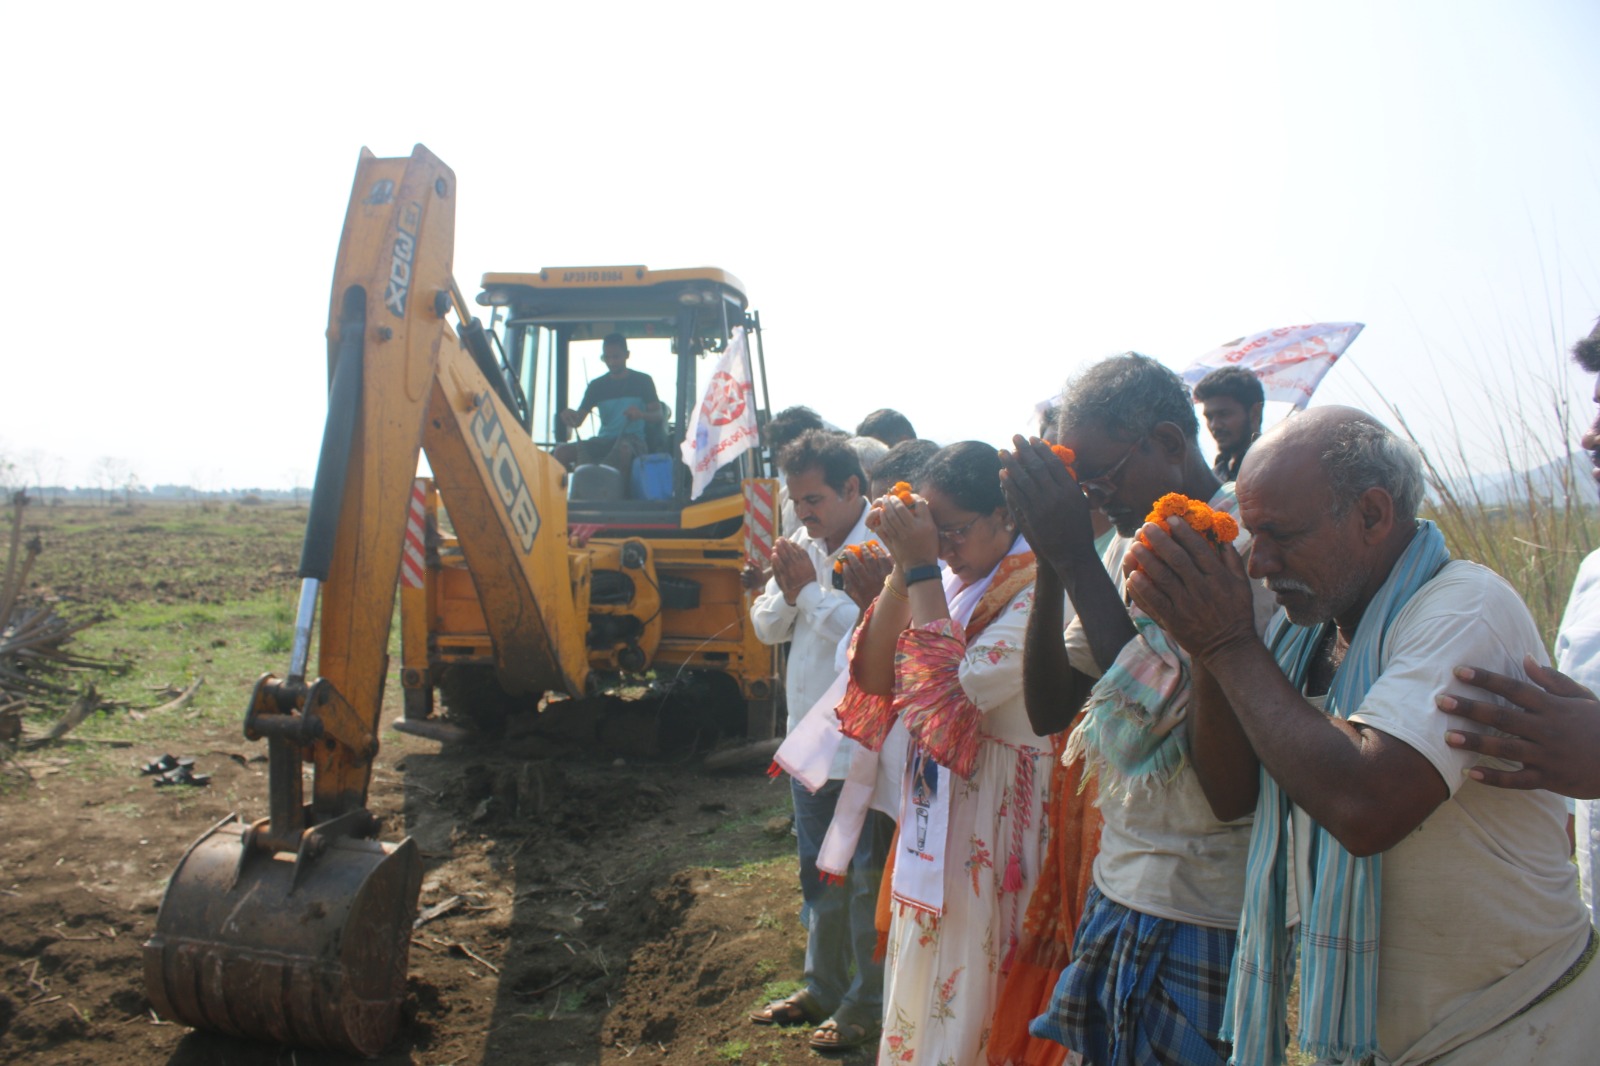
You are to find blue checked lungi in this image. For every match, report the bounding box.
[1030,885,1235,1066]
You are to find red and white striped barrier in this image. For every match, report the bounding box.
[568,523,604,547]
[743,479,777,566]
[401,481,427,589]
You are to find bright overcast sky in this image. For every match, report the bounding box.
[4,1,1597,490]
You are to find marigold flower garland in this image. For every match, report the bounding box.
[832,540,886,575]
[865,481,917,532]
[1049,443,1077,477]
[1136,492,1239,551]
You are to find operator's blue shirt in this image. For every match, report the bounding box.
[578,369,659,440]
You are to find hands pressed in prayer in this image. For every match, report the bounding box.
[871,493,940,570]
[771,538,817,605]
[998,436,1097,575]
[841,543,896,612]
[1440,658,1600,799]
[741,562,772,592]
[1123,517,1258,662]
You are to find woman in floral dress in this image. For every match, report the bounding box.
[839,441,1050,1064]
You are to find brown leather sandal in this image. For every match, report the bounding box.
[749,989,826,1026]
[808,1018,880,1052]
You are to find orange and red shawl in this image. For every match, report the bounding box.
[986,733,1102,1066]
[837,551,1036,766]
[838,550,1038,961]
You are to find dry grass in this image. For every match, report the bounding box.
[1406,416,1596,648]
[1353,320,1596,647]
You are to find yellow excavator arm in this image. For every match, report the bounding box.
[144,144,588,1056]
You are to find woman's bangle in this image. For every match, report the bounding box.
[882,574,909,601]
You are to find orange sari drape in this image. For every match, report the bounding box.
[985,731,1102,1066]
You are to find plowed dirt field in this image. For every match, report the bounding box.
[0,501,870,1066]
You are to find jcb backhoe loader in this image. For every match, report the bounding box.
[400,265,783,743]
[143,144,781,1055]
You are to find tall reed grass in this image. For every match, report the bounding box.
[1356,328,1596,649]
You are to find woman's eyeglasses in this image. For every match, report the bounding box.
[937,516,984,547]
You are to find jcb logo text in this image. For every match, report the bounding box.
[383,202,421,318]
[470,398,540,552]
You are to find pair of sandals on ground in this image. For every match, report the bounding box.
[749,988,877,1052]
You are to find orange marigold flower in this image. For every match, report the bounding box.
[832,543,868,573]
[870,484,915,527]
[1135,493,1239,552]
[1049,443,1077,474]
[1210,512,1239,543]
[1149,493,1191,523]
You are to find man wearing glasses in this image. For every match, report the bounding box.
[1001,353,1277,1066]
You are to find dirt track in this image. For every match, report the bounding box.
[2,716,884,1065]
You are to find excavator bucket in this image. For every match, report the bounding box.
[141,145,453,1054]
[143,816,422,1057]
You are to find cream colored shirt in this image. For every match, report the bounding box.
[1297,562,1591,1062]
[1064,527,1278,929]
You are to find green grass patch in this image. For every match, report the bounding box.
[20,592,312,750]
[715,855,789,887]
[756,978,805,1005]
[716,1038,750,1061]
[10,582,406,781]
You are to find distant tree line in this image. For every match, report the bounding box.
[0,444,305,504]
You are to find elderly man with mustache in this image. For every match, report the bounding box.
[1126,405,1598,1065]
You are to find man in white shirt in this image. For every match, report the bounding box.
[1130,406,1597,1064]
[748,430,890,1050]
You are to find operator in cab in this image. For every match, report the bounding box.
[554,332,663,471]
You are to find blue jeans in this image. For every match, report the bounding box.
[791,778,892,1027]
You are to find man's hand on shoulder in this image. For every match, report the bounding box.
[1440,657,1600,799]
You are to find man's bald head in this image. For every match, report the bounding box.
[1236,407,1426,628]
[1241,406,1425,525]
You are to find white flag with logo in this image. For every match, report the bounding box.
[681,326,761,499]
[1181,322,1364,410]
